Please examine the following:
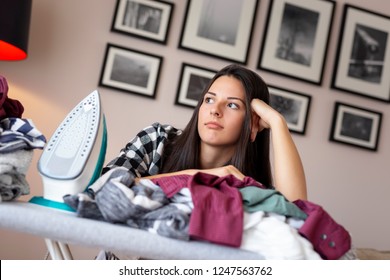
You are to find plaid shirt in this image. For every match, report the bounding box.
[102,122,181,178]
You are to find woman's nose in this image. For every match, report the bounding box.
[210,106,221,117]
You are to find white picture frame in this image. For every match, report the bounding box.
[329,102,382,151]
[258,0,335,85]
[268,85,311,134]
[331,4,390,103]
[111,0,174,44]
[99,43,162,99]
[175,63,216,108]
[179,0,258,64]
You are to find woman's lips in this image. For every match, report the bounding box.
[205,121,223,129]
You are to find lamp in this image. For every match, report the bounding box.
[0,0,32,60]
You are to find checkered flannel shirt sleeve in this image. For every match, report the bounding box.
[102,122,180,178]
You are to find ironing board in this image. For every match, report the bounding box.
[0,201,263,260]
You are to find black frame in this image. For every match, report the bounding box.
[175,63,216,108]
[111,0,174,45]
[268,85,311,134]
[98,43,163,99]
[258,0,335,85]
[329,102,382,151]
[178,0,258,64]
[331,4,390,103]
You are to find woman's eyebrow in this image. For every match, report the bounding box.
[206,91,245,103]
[227,96,245,104]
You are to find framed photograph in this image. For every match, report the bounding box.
[268,85,311,134]
[329,102,382,151]
[175,63,217,108]
[99,43,163,99]
[331,5,390,103]
[111,0,174,44]
[179,0,258,64]
[258,0,335,85]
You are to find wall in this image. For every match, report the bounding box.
[0,0,389,259]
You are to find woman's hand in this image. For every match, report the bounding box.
[202,165,245,180]
[250,98,285,142]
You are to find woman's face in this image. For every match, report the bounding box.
[197,75,247,150]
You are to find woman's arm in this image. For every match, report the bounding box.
[251,99,307,201]
[136,165,245,183]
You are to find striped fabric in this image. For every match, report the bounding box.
[0,117,46,153]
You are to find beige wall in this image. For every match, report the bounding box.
[0,0,389,259]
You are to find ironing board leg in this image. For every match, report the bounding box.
[45,239,62,260]
[58,242,73,260]
[45,239,74,260]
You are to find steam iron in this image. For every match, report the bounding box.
[30,90,107,211]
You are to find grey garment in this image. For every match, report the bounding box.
[63,167,192,240]
[63,167,134,220]
[339,248,358,260]
[63,192,105,221]
[95,178,169,223]
[0,172,29,202]
[131,204,190,241]
[88,166,134,194]
[0,149,33,174]
[95,175,190,240]
[0,149,33,202]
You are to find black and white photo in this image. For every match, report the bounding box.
[179,0,258,64]
[258,0,335,84]
[175,63,216,108]
[329,102,382,151]
[275,3,319,66]
[268,85,311,134]
[99,43,162,98]
[331,5,390,102]
[111,0,174,44]
[348,25,386,83]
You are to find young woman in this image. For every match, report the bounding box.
[103,64,307,202]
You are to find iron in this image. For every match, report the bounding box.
[30,90,107,211]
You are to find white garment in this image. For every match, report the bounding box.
[240,211,321,260]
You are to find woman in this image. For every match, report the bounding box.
[103,64,307,202]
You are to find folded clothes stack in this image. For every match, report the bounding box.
[0,75,46,202]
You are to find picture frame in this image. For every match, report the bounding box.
[99,43,163,99]
[331,5,390,103]
[329,102,382,151]
[179,0,258,64]
[258,0,335,85]
[111,0,174,44]
[175,63,216,108]
[268,85,311,134]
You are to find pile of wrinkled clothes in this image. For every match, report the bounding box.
[0,75,46,202]
[64,166,355,260]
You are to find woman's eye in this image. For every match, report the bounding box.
[205,97,214,104]
[228,103,239,109]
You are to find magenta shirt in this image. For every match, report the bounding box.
[152,172,264,247]
[294,199,352,260]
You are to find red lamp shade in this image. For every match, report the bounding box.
[0,0,32,61]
